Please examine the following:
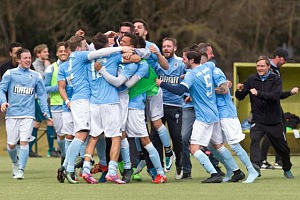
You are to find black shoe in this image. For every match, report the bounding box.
[181,173,192,179]
[74,158,84,169]
[215,165,225,177]
[252,163,261,177]
[61,156,65,166]
[29,151,42,158]
[229,171,245,182]
[122,168,133,183]
[57,166,66,183]
[201,174,223,183]
[49,150,60,158]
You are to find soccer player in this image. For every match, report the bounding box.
[79,32,140,184]
[45,41,69,165]
[156,51,226,183]
[0,48,51,179]
[62,35,133,184]
[153,37,185,179]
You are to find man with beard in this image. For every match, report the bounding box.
[153,37,185,179]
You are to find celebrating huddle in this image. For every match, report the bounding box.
[0,18,295,185]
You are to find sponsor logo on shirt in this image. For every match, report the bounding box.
[159,75,179,84]
[13,85,34,95]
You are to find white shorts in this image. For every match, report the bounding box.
[219,118,245,145]
[61,112,75,136]
[52,111,63,136]
[118,90,129,131]
[6,118,34,145]
[126,109,149,138]
[71,99,90,133]
[90,103,122,138]
[146,87,164,121]
[190,120,221,147]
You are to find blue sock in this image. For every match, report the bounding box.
[66,138,83,172]
[208,145,232,181]
[65,138,72,153]
[19,144,29,170]
[7,146,18,163]
[217,146,239,171]
[57,138,66,157]
[29,127,38,152]
[82,161,91,174]
[108,160,118,176]
[135,137,142,152]
[97,135,107,166]
[121,138,131,169]
[79,136,89,158]
[144,142,164,175]
[230,143,256,173]
[193,150,217,174]
[157,125,171,148]
[46,126,55,151]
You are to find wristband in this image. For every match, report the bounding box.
[65,99,70,104]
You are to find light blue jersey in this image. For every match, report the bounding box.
[129,92,147,110]
[146,41,160,68]
[155,56,185,106]
[0,67,50,119]
[57,60,74,112]
[118,62,138,92]
[88,52,122,104]
[181,62,219,123]
[68,51,91,101]
[213,67,237,118]
[135,60,149,78]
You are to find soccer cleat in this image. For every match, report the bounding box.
[91,163,108,174]
[82,173,98,184]
[215,165,226,177]
[60,156,65,166]
[181,172,192,179]
[152,174,167,184]
[132,173,142,181]
[147,168,157,181]
[29,151,42,158]
[98,171,108,183]
[74,158,84,169]
[134,160,146,175]
[174,167,183,180]
[105,174,126,184]
[122,168,133,183]
[201,174,223,183]
[66,172,78,184]
[274,162,283,169]
[12,161,19,179]
[252,163,261,177]
[284,170,294,179]
[261,160,275,170]
[16,169,24,179]
[48,150,61,158]
[57,166,66,183]
[164,151,174,173]
[229,171,245,182]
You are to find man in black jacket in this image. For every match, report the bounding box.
[235,55,294,179]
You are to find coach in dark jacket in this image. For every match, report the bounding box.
[235,55,294,179]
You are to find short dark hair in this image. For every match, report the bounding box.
[67,35,82,51]
[9,42,22,52]
[256,55,270,65]
[119,21,134,33]
[132,18,148,31]
[92,32,108,50]
[56,41,67,51]
[16,48,30,59]
[197,43,212,54]
[137,36,146,48]
[122,33,139,48]
[186,51,203,64]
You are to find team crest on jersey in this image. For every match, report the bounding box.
[174,62,178,68]
[30,74,34,79]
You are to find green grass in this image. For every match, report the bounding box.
[0,155,299,200]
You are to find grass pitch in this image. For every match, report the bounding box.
[0,155,299,200]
